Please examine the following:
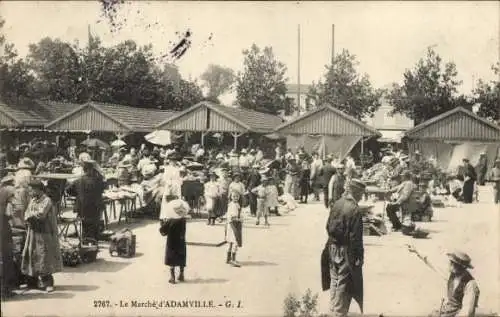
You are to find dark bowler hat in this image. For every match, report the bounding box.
[447,251,473,269]
[349,179,366,191]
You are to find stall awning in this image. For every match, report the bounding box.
[378,130,404,143]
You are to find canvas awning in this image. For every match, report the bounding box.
[378,130,404,143]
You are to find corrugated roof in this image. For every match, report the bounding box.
[156,101,284,133]
[92,102,177,132]
[0,100,80,126]
[274,105,381,137]
[208,103,284,133]
[404,107,500,141]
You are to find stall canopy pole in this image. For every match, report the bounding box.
[201,131,206,147]
[231,132,243,150]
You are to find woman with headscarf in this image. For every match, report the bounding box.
[21,179,63,293]
[1,181,17,298]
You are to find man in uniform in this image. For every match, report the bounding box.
[325,179,365,316]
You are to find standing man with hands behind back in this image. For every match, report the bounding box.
[324,179,366,317]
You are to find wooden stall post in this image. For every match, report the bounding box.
[201,131,206,147]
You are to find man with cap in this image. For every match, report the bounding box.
[429,251,480,317]
[461,158,476,204]
[322,155,337,209]
[328,163,346,206]
[489,158,500,204]
[67,160,106,242]
[324,179,365,316]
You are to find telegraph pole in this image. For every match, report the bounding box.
[297,24,301,115]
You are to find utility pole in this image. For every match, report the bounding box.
[331,24,336,100]
[297,24,301,115]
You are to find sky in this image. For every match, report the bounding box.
[1,1,499,102]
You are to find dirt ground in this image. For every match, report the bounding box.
[2,185,499,316]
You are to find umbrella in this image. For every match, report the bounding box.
[145,130,172,146]
[111,139,126,148]
[81,138,109,149]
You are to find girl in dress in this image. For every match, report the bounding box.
[204,171,220,225]
[225,192,242,267]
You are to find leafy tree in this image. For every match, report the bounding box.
[200,64,235,103]
[306,49,383,120]
[0,17,35,103]
[473,63,500,121]
[236,44,291,115]
[157,63,203,110]
[387,47,467,125]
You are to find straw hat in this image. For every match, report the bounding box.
[17,158,35,170]
[167,199,190,219]
[447,251,473,269]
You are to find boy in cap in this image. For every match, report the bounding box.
[429,251,480,317]
[252,176,269,226]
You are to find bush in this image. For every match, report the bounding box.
[283,289,322,317]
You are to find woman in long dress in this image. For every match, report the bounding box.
[204,172,220,225]
[1,183,16,298]
[21,179,62,293]
[159,198,189,284]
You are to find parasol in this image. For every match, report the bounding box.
[111,139,126,148]
[81,138,109,149]
[145,130,172,146]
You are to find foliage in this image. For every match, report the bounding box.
[236,44,292,115]
[387,47,472,125]
[306,49,383,120]
[12,30,203,110]
[200,64,235,103]
[283,289,322,317]
[473,63,500,121]
[0,18,35,103]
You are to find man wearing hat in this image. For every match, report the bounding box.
[429,251,480,317]
[490,158,500,204]
[67,160,106,243]
[324,179,366,316]
[461,158,476,204]
[476,152,488,186]
[386,171,418,231]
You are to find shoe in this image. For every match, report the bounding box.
[256,221,260,225]
[226,252,232,264]
[265,222,270,226]
[168,278,176,284]
[275,213,282,216]
[231,253,241,267]
[178,274,185,282]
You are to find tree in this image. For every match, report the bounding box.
[200,64,235,103]
[236,44,291,115]
[0,17,35,103]
[306,49,383,119]
[473,63,500,121]
[387,47,469,125]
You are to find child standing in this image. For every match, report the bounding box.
[266,177,280,216]
[225,192,243,267]
[252,176,269,226]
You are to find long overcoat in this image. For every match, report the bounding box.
[161,218,187,267]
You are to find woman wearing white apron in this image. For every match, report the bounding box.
[225,192,242,267]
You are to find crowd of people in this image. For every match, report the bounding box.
[1,137,499,316]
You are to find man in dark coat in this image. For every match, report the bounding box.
[324,179,365,316]
[476,153,488,186]
[67,160,106,242]
[246,165,261,217]
[322,156,336,209]
[461,158,476,204]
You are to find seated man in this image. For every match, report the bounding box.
[386,171,417,231]
[413,182,433,222]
